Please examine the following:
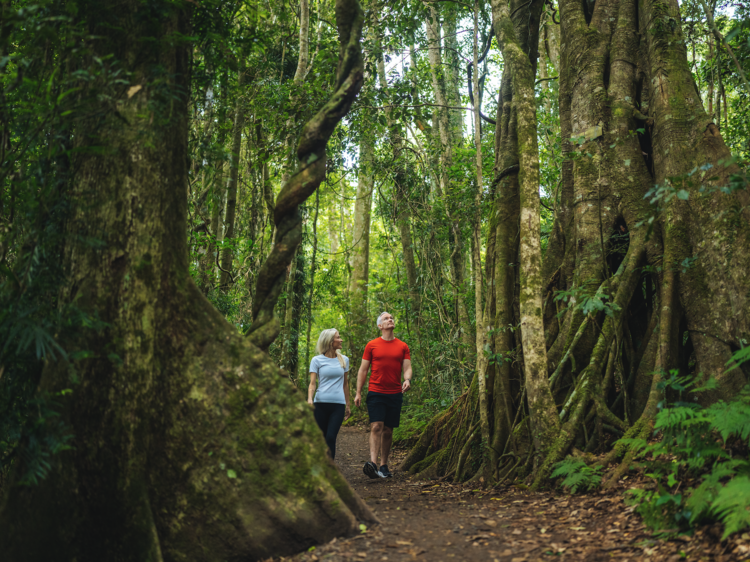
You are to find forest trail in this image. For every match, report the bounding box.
[272,427,745,562]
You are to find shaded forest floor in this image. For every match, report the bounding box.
[272,427,750,562]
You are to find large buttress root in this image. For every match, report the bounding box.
[0,1,373,560]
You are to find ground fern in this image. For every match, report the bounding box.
[623,367,750,539]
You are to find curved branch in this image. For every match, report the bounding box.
[467,27,497,125]
[246,0,365,350]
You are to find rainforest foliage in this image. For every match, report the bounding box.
[2,0,750,556]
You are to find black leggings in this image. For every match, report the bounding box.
[314,402,345,459]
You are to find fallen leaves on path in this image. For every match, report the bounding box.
[268,427,749,562]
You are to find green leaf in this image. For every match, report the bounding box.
[726,347,750,373]
[712,476,750,539]
[676,190,689,200]
[227,469,237,478]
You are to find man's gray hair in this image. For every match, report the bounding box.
[376,311,391,327]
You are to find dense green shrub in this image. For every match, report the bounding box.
[621,372,750,538]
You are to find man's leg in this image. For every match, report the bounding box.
[369,421,384,464]
[380,425,393,466]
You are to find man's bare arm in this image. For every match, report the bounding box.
[402,359,412,392]
[354,359,370,406]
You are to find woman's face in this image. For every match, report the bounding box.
[332,332,344,350]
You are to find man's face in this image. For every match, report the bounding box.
[378,313,395,330]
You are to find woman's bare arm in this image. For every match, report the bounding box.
[307,372,317,405]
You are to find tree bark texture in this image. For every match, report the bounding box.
[403,0,750,487]
[293,0,311,84]
[0,1,374,560]
[491,0,560,458]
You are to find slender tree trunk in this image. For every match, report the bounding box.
[199,71,228,293]
[348,128,374,378]
[491,0,559,457]
[219,60,247,290]
[375,23,420,317]
[425,7,473,355]
[304,188,321,386]
[293,0,310,83]
[472,0,491,471]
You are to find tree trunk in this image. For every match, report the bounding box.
[375,25,420,318]
[491,0,560,460]
[397,0,750,491]
[281,249,306,381]
[0,1,374,559]
[347,128,374,379]
[304,188,321,387]
[472,0,491,473]
[425,7,473,356]
[219,61,247,290]
[293,0,311,83]
[199,71,228,293]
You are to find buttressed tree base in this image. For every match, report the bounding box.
[0,0,373,560]
[401,0,750,487]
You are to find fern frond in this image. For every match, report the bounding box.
[711,476,750,539]
[707,400,750,442]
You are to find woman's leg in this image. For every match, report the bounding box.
[314,402,332,437]
[325,404,346,459]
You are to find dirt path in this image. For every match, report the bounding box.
[273,427,748,561]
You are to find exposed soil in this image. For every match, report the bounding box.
[271,427,750,562]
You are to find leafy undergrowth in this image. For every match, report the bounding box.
[392,396,448,446]
[552,371,750,542]
[551,458,604,494]
[273,427,750,562]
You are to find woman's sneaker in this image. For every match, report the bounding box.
[363,461,383,479]
[379,465,393,478]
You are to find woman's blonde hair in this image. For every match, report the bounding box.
[316,328,346,369]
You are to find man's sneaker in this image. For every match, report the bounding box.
[363,461,382,479]
[379,465,393,478]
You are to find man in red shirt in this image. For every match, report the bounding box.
[354,311,412,479]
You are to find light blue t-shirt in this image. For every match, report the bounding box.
[310,354,350,404]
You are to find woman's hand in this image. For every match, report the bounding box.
[345,404,351,420]
[307,398,314,407]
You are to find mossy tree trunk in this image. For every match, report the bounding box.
[0,1,374,560]
[281,249,307,381]
[402,0,750,487]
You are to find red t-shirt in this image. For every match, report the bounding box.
[363,337,411,394]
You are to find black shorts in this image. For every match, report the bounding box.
[366,391,403,428]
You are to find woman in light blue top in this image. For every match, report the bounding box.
[308,328,350,459]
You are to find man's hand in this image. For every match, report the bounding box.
[354,393,362,407]
[402,379,411,393]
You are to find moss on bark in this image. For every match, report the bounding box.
[0,1,373,560]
